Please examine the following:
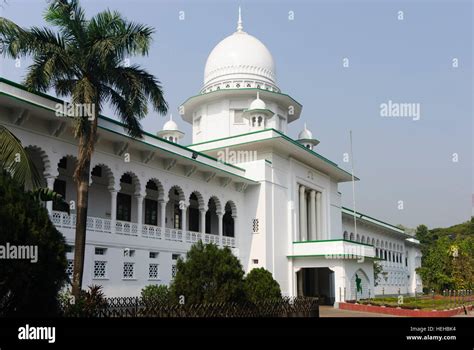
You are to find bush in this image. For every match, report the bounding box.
[0,170,67,317]
[243,268,281,303]
[141,284,170,306]
[170,241,245,304]
[60,285,107,317]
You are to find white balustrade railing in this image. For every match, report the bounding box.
[142,224,162,239]
[115,220,138,236]
[51,211,236,247]
[186,230,202,244]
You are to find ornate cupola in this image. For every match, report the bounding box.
[297,123,319,150]
[243,92,274,130]
[157,114,184,144]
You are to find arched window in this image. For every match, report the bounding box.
[252,117,256,127]
[257,116,263,127]
[343,231,348,240]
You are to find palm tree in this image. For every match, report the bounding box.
[0,0,168,297]
[0,124,70,207]
[0,125,43,190]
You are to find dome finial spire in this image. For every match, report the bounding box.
[237,6,243,32]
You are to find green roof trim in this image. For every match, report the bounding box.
[0,76,243,171]
[191,128,357,180]
[287,254,380,260]
[180,87,303,109]
[293,238,374,248]
[342,207,406,234]
[0,78,259,182]
[188,128,272,147]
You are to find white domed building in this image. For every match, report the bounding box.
[0,8,421,303]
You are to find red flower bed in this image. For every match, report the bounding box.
[339,302,473,317]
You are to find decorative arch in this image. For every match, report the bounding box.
[168,185,186,202]
[350,232,354,241]
[208,195,222,214]
[343,231,349,240]
[187,191,205,232]
[119,171,141,194]
[166,185,186,229]
[223,200,237,217]
[145,177,165,200]
[206,196,222,235]
[24,145,51,180]
[223,201,236,237]
[90,163,115,189]
[189,190,205,209]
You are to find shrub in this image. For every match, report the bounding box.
[243,268,282,304]
[170,241,245,304]
[60,285,107,317]
[0,170,67,317]
[141,284,170,306]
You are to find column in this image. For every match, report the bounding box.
[316,191,322,240]
[180,202,187,232]
[232,215,238,248]
[199,208,206,234]
[159,199,166,229]
[109,188,117,234]
[299,185,307,241]
[217,212,223,247]
[45,176,56,215]
[309,190,317,241]
[136,194,144,235]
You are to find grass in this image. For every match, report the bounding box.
[358,296,473,310]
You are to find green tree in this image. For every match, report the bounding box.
[373,261,387,287]
[0,170,67,317]
[0,0,168,298]
[170,241,245,304]
[243,267,281,303]
[141,284,170,306]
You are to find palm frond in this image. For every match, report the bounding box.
[0,125,42,189]
[32,188,70,214]
[88,10,154,63]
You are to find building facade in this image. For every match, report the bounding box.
[0,12,421,304]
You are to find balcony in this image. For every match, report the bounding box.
[51,211,236,248]
[289,239,376,260]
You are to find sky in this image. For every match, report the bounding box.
[0,0,472,229]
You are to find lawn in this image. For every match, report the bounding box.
[358,295,473,310]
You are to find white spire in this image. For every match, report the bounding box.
[237,6,243,32]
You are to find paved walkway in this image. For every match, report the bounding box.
[319,305,398,317]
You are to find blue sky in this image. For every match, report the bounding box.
[0,0,472,229]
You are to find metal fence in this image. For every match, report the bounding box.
[86,296,319,318]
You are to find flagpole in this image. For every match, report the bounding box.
[350,130,357,239]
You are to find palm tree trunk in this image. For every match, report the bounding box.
[71,151,91,298]
[72,101,99,298]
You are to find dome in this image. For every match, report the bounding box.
[298,124,313,140]
[249,92,266,110]
[203,8,277,90]
[162,115,179,131]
